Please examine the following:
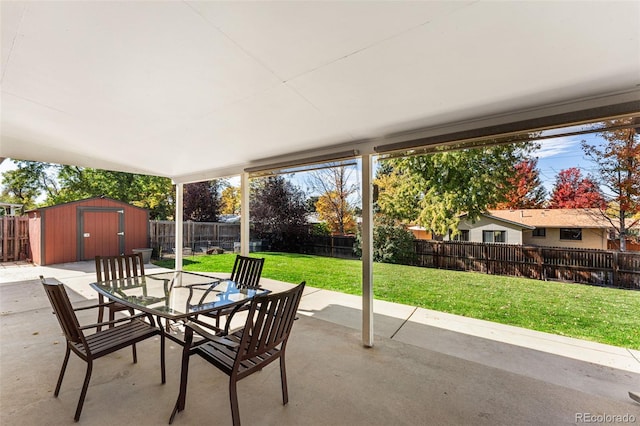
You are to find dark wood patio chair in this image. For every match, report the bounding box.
[40,276,165,422]
[188,255,265,331]
[230,254,264,288]
[95,253,145,330]
[170,281,306,426]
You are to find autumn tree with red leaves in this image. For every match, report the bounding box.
[582,117,640,251]
[549,168,605,209]
[493,159,546,209]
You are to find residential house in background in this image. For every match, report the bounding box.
[444,212,535,245]
[448,209,612,250]
[489,209,612,250]
[0,202,23,216]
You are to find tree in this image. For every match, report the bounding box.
[52,166,174,219]
[548,168,605,209]
[376,142,536,236]
[0,160,60,209]
[582,117,640,251]
[183,181,220,222]
[315,190,357,234]
[306,165,359,235]
[0,160,174,219]
[250,176,308,251]
[220,186,240,215]
[492,159,546,209]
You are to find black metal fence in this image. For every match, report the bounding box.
[149,220,240,256]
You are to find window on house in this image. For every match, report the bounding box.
[560,228,582,240]
[532,228,546,237]
[483,230,506,243]
[452,230,469,241]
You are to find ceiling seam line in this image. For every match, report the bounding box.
[182,0,286,83]
[1,3,29,83]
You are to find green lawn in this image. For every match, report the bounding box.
[155,252,640,349]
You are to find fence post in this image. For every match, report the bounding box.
[612,251,619,287]
[2,217,7,262]
[483,244,489,274]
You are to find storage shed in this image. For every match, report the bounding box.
[28,197,149,266]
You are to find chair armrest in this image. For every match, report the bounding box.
[72,301,116,311]
[79,312,154,331]
[222,301,250,335]
[184,321,239,348]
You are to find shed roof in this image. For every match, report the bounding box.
[26,196,149,213]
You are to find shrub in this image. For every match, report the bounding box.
[355,220,416,265]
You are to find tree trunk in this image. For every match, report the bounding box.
[619,213,626,252]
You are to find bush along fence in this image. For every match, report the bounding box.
[413,240,640,290]
[0,216,29,262]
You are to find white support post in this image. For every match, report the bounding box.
[175,182,184,271]
[240,172,250,256]
[361,154,374,347]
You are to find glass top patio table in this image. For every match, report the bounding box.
[90,270,269,322]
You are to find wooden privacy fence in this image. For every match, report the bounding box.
[0,216,29,262]
[302,235,358,259]
[149,220,240,256]
[414,240,640,290]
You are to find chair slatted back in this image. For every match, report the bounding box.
[237,282,305,363]
[41,277,83,344]
[230,255,264,289]
[95,253,145,282]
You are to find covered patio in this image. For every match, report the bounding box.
[1,262,638,424]
[1,2,640,423]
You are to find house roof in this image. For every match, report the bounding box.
[2,2,639,183]
[458,212,536,230]
[487,209,612,229]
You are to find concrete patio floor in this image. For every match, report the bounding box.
[1,260,639,425]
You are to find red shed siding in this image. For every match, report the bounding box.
[123,206,149,254]
[28,197,149,265]
[44,202,78,265]
[28,213,42,264]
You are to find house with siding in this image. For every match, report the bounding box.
[445,212,535,245]
[445,209,612,250]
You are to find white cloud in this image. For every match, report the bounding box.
[534,136,580,159]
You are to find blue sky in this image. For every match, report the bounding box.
[534,133,602,195]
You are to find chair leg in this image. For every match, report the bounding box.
[160,334,166,384]
[74,359,93,422]
[97,295,105,332]
[169,335,192,424]
[279,355,289,405]
[54,346,71,397]
[229,378,241,426]
[132,343,137,364]
[109,308,115,328]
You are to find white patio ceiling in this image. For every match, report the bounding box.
[2,1,639,183]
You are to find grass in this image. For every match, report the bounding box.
[155,252,640,349]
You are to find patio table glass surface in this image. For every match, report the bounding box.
[90,270,269,321]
